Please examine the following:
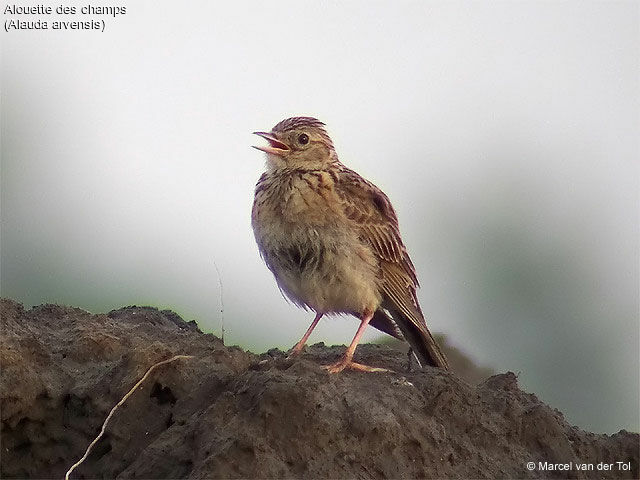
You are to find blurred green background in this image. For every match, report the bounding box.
[2,1,638,434]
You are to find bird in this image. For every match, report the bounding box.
[251,116,449,373]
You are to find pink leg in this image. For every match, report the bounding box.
[289,312,323,355]
[323,310,389,374]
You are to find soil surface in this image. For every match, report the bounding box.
[1,298,638,479]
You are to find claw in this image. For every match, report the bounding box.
[323,359,390,374]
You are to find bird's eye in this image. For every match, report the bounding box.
[298,133,309,145]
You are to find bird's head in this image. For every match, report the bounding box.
[253,117,337,170]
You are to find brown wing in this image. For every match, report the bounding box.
[336,167,427,330]
[336,167,449,369]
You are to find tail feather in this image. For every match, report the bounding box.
[370,309,404,340]
[372,306,449,370]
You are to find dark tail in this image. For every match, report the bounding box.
[371,308,450,370]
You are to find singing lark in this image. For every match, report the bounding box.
[252,117,449,373]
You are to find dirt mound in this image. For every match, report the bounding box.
[1,298,637,479]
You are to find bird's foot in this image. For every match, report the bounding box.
[286,344,305,360]
[322,359,390,374]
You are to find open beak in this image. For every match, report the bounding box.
[252,131,290,156]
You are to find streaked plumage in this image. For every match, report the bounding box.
[251,117,449,372]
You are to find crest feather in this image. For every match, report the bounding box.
[272,116,326,132]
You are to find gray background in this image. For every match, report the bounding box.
[2,1,638,434]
